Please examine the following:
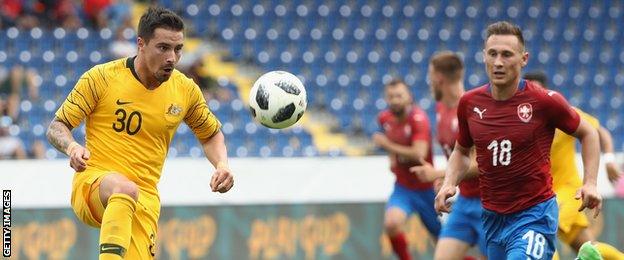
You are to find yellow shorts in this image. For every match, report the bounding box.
[555,186,589,244]
[71,168,160,259]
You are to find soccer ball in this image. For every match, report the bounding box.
[249,71,307,129]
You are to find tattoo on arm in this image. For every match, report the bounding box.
[46,117,75,155]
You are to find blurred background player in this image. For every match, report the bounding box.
[46,7,233,259]
[436,21,602,259]
[373,79,440,260]
[0,65,39,122]
[524,71,624,260]
[411,51,486,260]
[0,116,26,159]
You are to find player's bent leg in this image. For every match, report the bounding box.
[384,207,408,235]
[97,173,139,260]
[434,238,472,260]
[71,169,112,228]
[98,173,140,204]
[385,207,410,260]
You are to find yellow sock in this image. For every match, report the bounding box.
[99,193,136,260]
[595,242,624,260]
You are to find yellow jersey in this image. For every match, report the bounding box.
[55,57,221,196]
[550,108,599,191]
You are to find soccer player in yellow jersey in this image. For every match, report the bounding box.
[46,7,234,259]
[525,72,623,260]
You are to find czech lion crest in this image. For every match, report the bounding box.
[517,103,532,123]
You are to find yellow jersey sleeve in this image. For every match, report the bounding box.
[576,109,600,129]
[184,81,221,141]
[55,68,106,128]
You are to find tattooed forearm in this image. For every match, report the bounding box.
[46,117,75,155]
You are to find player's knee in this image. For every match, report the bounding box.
[112,180,139,201]
[384,218,403,235]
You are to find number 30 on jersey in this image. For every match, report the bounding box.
[112,108,143,135]
[487,139,512,166]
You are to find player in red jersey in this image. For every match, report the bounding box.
[373,79,440,260]
[435,21,601,259]
[411,52,486,259]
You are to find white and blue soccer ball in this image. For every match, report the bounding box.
[249,71,307,129]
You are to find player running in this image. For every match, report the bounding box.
[46,7,233,259]
[411,51,486,260]
[435,21,602,259]
[373,79,441,260]
[524,71,624,260]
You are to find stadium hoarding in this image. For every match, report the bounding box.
[9,199,624,259]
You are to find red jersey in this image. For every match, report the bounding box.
[378,105,434,190]
[436,102,480,198]
[456,80,580,214]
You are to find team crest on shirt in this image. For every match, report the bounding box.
[166,104,183,116]
[517,103,533,123]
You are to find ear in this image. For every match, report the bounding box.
[137,37,146,52]
[521,51,529,67]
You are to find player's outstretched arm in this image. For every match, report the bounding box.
[199,131,234,193]
[46,117,90,172]
[411,147,479,182]
[435,142,471,214]
[410,161,444,183]
[372,133,428,162]
[572,118,602,218]
[597,126,622,183]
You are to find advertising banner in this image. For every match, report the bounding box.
[7,199,624,259]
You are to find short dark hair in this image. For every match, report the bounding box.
[524,71,548,88]
[385,78,409,90]
[485,21,525,50]
[430,51,464,82]
[138,6,184,42]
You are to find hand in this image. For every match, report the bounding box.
[210,165,234,193]
[605,162,622,184]
[410,159,439,182]
[372,133,388,148]
[67,143,90,172]
[434,184,457,215]
[575,184,602,218]
[433,178,444,194]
